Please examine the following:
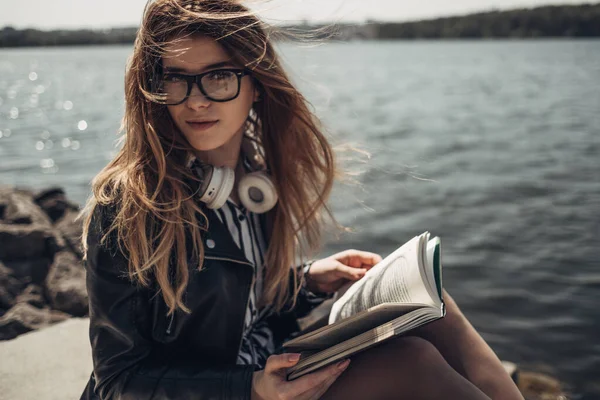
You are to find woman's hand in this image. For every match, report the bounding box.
[305,249,382,294]
[251,353,350,400]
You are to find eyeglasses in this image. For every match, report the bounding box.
[153,68,250,105]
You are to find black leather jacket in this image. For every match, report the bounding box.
[80,202,329,400]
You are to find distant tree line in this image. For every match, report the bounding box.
[0,27,138,47]
[375,4,600,39]
[0,3,599,48]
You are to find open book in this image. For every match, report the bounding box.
[284,232,445,380]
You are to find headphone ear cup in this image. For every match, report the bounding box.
[238,172,278,214]
[198,166,235,209]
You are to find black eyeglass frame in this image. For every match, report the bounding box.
[156,68,251,105]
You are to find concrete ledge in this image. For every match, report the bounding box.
[0,318,91,400]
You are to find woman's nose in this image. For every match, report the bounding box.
[185,83,211,109]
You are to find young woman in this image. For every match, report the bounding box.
[80,1,524,399]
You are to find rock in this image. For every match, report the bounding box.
[1,190,52,226]
[0,186,35,218]
[0,318,92,400]
[0,223,61,261]
[2,258,52,285]
[517,370,568,400]
[45,251,88,317]
[0,303,70,341]
[502,360,519,383]
[0,199,6,221]
[55,209,84,258]
[0,186,85,340]
[0,262,27,311]
[34,187,79,223]
[15,284,46,309]
[48,229,68,255]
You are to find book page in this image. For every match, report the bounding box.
[284,303,424,350]
[329,234,435,324]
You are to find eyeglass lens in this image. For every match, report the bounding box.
[161,70,240,104]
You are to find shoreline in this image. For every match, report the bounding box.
[1,4,599,48]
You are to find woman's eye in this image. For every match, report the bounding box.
[164,74,184,82]
[207,71,230,80]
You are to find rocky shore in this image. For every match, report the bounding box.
[0,186,87,340]
[0,186,569,399]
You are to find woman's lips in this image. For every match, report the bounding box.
[186,120,218,131]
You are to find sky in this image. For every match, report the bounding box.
[0,0,589,29]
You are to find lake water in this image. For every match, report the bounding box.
[1,40,599,398]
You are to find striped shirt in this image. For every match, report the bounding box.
[212,198,275,368]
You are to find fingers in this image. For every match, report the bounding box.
[334,249,383,268]
[290,359,350,399]
[262,355,350,400]
[296,375,337,400]
[295,360,350,400]
[307,370,343,400]
[334,262,368,280]
[264,353,301,374]
[311,374,340,400]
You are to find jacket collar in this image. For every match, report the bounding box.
[184,165,275,266]
[197,203,246,265]
[196,201,275,267]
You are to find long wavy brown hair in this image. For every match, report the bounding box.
[81,0,339,316]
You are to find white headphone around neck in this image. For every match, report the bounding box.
[189,135,278,214]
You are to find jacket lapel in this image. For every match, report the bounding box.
[198,204,252,266]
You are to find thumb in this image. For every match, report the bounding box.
[264,353,301,374]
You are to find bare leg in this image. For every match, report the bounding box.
[321,336,491,400]
[413,291,524,400]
